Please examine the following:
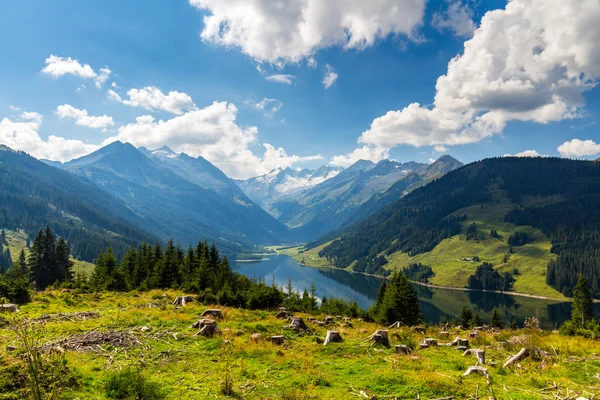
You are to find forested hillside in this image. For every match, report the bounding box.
[0,146,156,261]
[316,157,600,297]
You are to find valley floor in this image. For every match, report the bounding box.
[1,290,599,399]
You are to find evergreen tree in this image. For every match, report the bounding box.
[490,307,502,328]
[55,237,74,284]
[0,229,5,244]
[461,306,473,328]
[371,271,421,325]
[91,248,117,291]
[472,312,482,327]
[571,275,594,327]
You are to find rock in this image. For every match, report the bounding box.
[395,344,411,355]
[249,333,264,343]
[369,330,390,347]
[286,317,309,331]
[323,330,343,345]
[270,335,286,345]
[201,309,223,319]
[0,304,18,313]
[172,296,194,307]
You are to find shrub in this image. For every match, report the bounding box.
[105,368,165,400]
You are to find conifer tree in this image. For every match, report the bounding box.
[372,271,421,325]
[461,306,473,328]
[490,307,502,328]
[571,275,594,327]
[55,237,74,284]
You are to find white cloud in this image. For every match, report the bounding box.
[103,101,320,179]
[307,57,317,68]
[108,86,195,115]
[8,105,20,112]
[323,65,338,89]
[0,112,97,161]
[245,98,283,117]
[329,145,389,167]
[557,139,600,157]
[111,82,119,88]
[334,0,600,165]
[42,54,111,88]
[56,104,114,129]
[190,0,427,63]
[434,145,448,152]
[432,0,476,37]
[504,149,542,157]
[265,74,295,84]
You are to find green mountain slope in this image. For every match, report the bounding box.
[0,146,156,261]
[315,157,600,299]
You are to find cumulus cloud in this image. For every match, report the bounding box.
[557,139,600,157]
[323,65,338,89]
[265,74,295,84]
[41,55,111,88]
[334,0,600,165]
[0,111,97,161]
[108,86,195,115]
[504,149,542,157]
[434,145,448,152]
[307,57,317,68]
[329,145,389,167]
[56,104,114,129]
[432,0,476,37]
[245,98,283,117]
[190,0,427,63]
[103,101,320,179]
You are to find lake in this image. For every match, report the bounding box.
[234,255,599,329]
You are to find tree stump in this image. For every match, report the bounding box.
[423,338,437,346]
[342,317,352,322]
[201,309,223,319]
[307,317,316,323]
[342,321,353,328]
[275,310,290,319]
[503,347,529,368]
[172,296,194,307]
[468,331,479,338]
[463,366,491,384]
[191,318,215,329]
[194,320,219,337]
[323,330,343,345]
[270,335,286,345]
[369,330,390,347]
[457,339,469,349]
[286,317,308,331]
[412,326,426,334]
[249,333,264,343]
[315,321,325,327]
[395,344,411,355]
[463,348,485,365]
[0,304,18,313]
[389,321,403,329]
[439,330,450,338]
[324,316,335,324]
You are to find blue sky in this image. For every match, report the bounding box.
[0,0,599,178]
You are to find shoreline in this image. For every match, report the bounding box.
[269,250,591,303]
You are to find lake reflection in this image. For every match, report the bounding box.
[234,255,598,329]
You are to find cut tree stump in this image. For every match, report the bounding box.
[323,330,343,345]
[201,309,223,319]
[395,344,411,355]
[324,316,335,324]
[439,331,450,338]
[413,326,426,334]
[315,321,325,327]
[307,317,316,322]
[249,333,263,343]
[197,322,219,337]
[421,338,438,347]
[463,348,485,365]
[503,347,529,368]
[191,318,215,329]
[463,366,491,384]
[368,330,390,347]
[0,304,18,313]
[286,317,309,331]
[468,331,479,338]
[275,310,290,319]
[389,321,403,329]
[172,296,194,307]
[270,335,286,345]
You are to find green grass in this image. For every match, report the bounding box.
[1,290,598,399]
[270,242,332,268]
[386,198,566,300]
[4,229,95,277]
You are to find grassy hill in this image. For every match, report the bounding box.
[0,290,598,399]
[5,229,95,277]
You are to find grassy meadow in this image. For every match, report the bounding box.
[1,290,599,399]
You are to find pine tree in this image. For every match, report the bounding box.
[0,229,5,244]
[91,248,117,291]
[373,271,421,325]
[490,307,502,328]
[55,238,74,284]
[27,230,45,289]
[461,306,473,328]
[571,274,594,327]
[472,312,482,327]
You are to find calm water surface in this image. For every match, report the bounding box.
[234,255,600,329]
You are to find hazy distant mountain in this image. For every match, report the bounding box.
[0,145,156,261]
[267,158,433,239]
[61,141,292,251]
[235,165,343,208]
